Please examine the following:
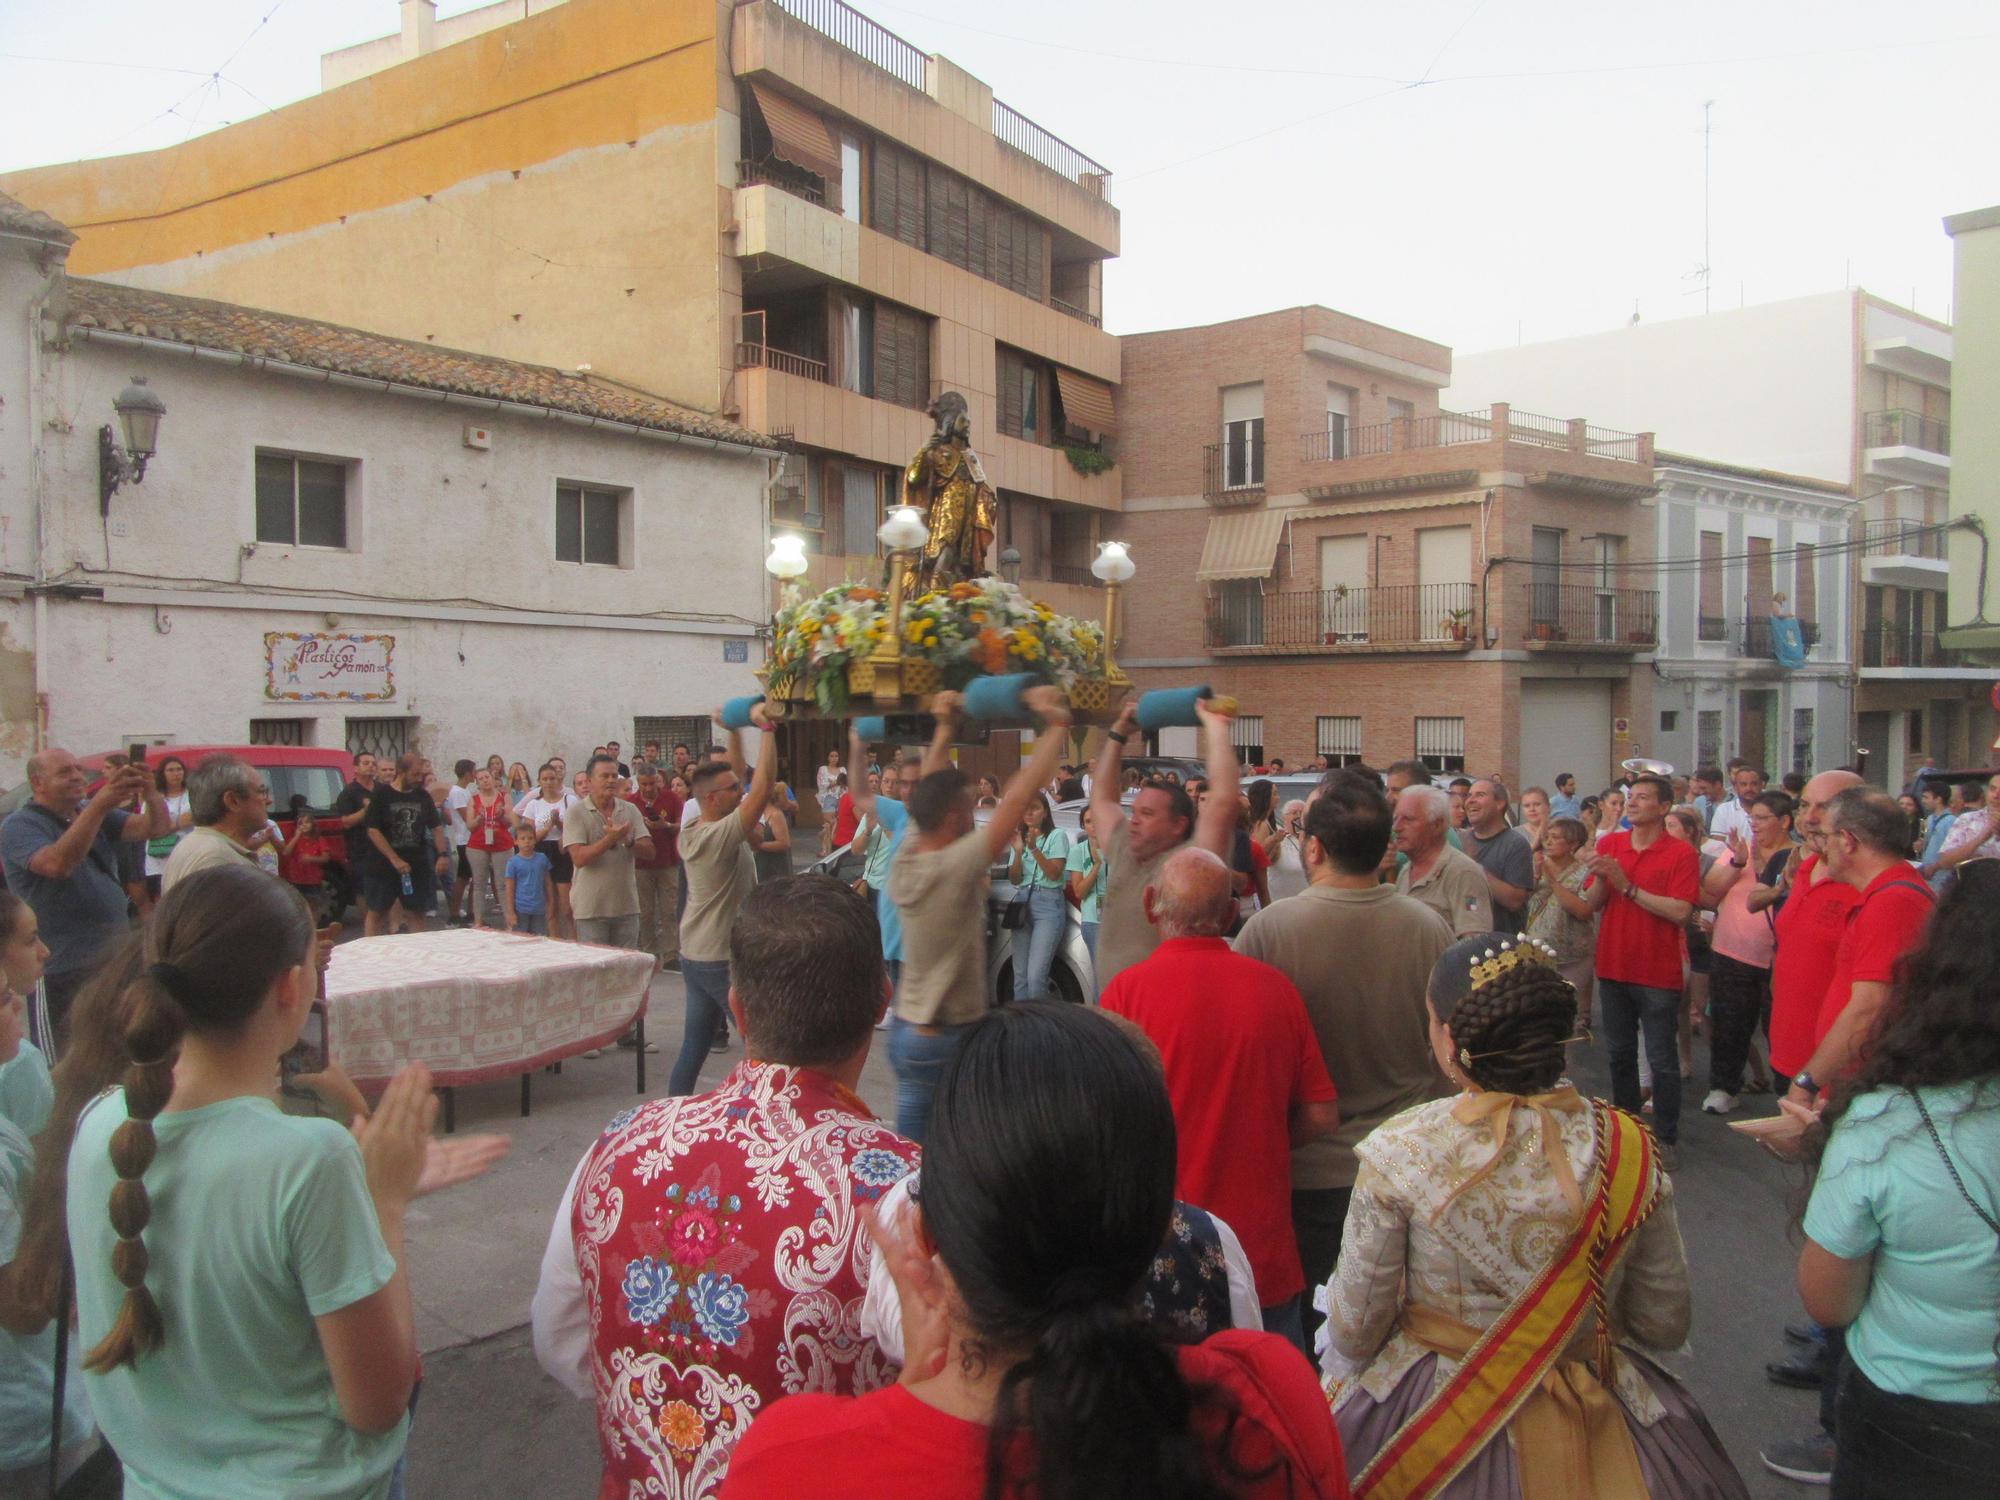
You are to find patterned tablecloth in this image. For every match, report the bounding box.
[326,928,654,1088]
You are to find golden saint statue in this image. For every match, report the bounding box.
[902,390,997,594]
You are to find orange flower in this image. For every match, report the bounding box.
[979,626,1007,673]
[658,1400,705,1453]
[949,582,980,601]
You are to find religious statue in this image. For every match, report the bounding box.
[901,390,997,594]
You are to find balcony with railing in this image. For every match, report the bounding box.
[1049,295,1101,328]
[1741,617,1823,659]
[735,340,830,384]
[1203,442,1264,507]
[1860,624,1966,671]
[1862,408,1951,485]
[1860,516,1950,589]
[1204,583,1476,653]
[1295,404,1654,498]
[1519,584,1660,651]
[736,157,826,208]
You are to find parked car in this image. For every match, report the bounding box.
[813,798,1097,1007]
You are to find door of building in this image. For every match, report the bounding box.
[1739,689,1777,778]
[1417,525,1472,641]
[1520,680,1613,795]
[1318,535,1368,641]
[1856,711,1893,787]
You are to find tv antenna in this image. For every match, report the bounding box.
[1698,100,1714,313]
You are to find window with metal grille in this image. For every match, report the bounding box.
[1791,708,1816,774]
[1415,717,1465,775]
[632,716,714,767]
[1660,710,1679,733]
[346,717,416,765]
[1316,716,1362,766]
[556,482,625,566]
[248,718,308,747]
[1231,716,1265,766]
[255,451,349,548]
[1696,710,1723,772]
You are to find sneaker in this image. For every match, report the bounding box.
[1766,1349,1828,1389]
[1657,1142,1680,1172]
[1759,1431,1835,1485]
[1702,1089,1740,1115]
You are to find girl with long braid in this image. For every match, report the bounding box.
[1322,933,1747,1500]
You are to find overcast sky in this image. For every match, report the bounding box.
[4,0,1995,355]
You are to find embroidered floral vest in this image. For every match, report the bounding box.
[572,1061,919,1499]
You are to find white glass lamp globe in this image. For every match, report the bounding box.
[1091,540,1136,583]
[765,533,809,579]
[877,505,931,553]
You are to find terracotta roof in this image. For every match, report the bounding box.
[0,189,77,247]
[64,278,776,449]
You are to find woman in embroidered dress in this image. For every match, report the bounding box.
[1321,934,1747,1500]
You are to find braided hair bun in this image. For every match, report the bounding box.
[1427,933,1577,1095]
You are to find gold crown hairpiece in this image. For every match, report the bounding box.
[1467,936,1561,990]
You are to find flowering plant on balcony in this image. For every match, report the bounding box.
[765,579,1105,715]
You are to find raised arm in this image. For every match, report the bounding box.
[1089,700,1138,841]
[847,725,880,823]
[918,696,959,778]
[1191,699,1239,859]
[26,766,150,878]
[982,689,1072,863]
[722,702,780,835]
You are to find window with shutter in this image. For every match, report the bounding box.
[871,301,931,410]
[997,347,1025,438]
[870,141,926,249]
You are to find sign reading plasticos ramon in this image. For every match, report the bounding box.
[265,632,396,702]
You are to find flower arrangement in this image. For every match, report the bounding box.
[765,578,1106,715]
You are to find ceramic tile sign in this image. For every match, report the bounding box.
[266,632,396,702]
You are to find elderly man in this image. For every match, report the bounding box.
[532,877,918,1500]
[1767,769,1867,1096]
[0,748,168,1046]
[1100,846,1338,1345]
[1235,777,1453,1344]
[160,756,272,893]
[1087,696,1240,987]
[1392,785,1492,938]
[1461,777,1534,933]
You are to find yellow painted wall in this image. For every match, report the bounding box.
[1946,213,2000,638]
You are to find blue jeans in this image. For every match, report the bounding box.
[1599,979,1682,1143]
[888,1015,965,1144]
[1261,1294,1305,1352]
[1011,886,1066,1001]
[670,958,731,1095]
[1081,920,1099,964]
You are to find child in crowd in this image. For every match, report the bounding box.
[505,824,553,936]
[279,809,332,918]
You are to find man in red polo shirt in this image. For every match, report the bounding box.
[1767,770,1864,1092]
[1789,785,1935,1106]
[1588,772,1699,1169]
[626,761,685,971]
[1100,845,1339,1349]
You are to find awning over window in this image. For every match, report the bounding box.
[1054,366,1117,434]
[750,83,840,182]
[1196,509,1287,582]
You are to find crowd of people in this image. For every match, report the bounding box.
[0,712,1993,1500]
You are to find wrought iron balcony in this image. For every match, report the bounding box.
[1519,584,1659,649]
[1205,583,1475,651]
[1741,617,1822,658]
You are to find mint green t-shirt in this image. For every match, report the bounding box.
[1018,830,1070,891]
[2,1091,94,1471]
[1064,840,1105,922]
[68,1091,405,1500]
[0,1033,55,1137]
[1803,1081,2000,1402]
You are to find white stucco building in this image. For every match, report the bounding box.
[1,191,778,784]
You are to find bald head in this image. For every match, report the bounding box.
[1146,846,1236,939]
[1798,769,1864,849]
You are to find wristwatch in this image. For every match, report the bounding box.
[1793,1069,1818,1095]
[1107,730,1128,745]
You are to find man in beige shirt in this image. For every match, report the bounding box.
[1393,784,1492,938]
[1235,776,1453,1343]
[564,753,654,947]
[887,686,1070,1143]
[160,755,270,895]
[670,700,777,1095]
[1085,695,1241,989]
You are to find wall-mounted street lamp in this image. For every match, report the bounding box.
[99,375,166,516]
[997,545,1022,585]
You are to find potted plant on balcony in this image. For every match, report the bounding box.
[1322,583,1349,645]
[1530,620,1558,642]
[1442,607,1473,643]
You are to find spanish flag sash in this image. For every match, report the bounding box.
[1352,1102,1660,1500]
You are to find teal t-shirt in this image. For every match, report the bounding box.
[862,799,910,962]
[1803,1081,2000,1402]
[0,1033,54,1138]
[2,1086,94,1471]
[68,1091,406,1500]
[1064,840,1105,922]
[1018,830,1071,891]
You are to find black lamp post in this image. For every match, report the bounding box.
[99,375,166,516]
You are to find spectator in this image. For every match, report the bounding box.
[1929,771,2000,880]
[23,865,503,1500]
[141,755,193,901]
[1447,776,1473,831]
[604,741,632,785]
[1087,698,1238,988]
[1597,786,1627,841]
[1798,861,2000,1498]
[330,750,380,912]
[830,772,860,860]
[1234,777,1453,1345]
[1005,792,1071,1003]
[99,754,154,924]
[1065,804,1108,957]
[0,750,167,1049]
[976,773,1001,802]
[504,824,553,935]
[0,891,53,1135]
[534,877,918,1500]
[848,734,925,1024]
[815,749,843,856]
[1099,847,1339,1343]
[1393,785,1492,938]
[626,764,684,970]
[1587,774,1700,1170]
[1711,760,1765,845]
[564,754,653,958]
[445,759,476,924]
[1549,771,1583,819]
[719,1002,1346,1500]
[1665,806,1718,1082]
[1519,785,1552,860]
[361,753,451,937]
[279,809,333,917]
[1689,766,1726,829]
[1896,793,1925,857]
[1783,771,1808,798]
[1699,791,1795,1113]
[462,767,515,929]
[1579,794,1602,844]
[1461,778,1534,934]
[1266,798,1311,903]
[888,690,1069,1143]
[671,705,779,1095]
[1766,771,1869,1096]
[750,786,793,884]
[1526,815,1599,1022]
[484,753,506,785]
[1916,780,1958,891]
[517,762,578,942]
[506,761,534,807]
[157,756,269,895]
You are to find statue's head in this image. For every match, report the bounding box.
[927,389,970,441]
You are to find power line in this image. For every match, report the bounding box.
[1524,518,1965,575]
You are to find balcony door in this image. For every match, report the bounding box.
[1418,525,1472,641]
[1530,527,1563,630]
[1319,535,1368,642]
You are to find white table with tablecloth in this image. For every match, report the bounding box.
[325,928,655,1118]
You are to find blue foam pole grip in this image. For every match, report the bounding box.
[963,673,1037,720]
[720,694,765,731]
[853,716,887,743]
[1136,686,1212,732]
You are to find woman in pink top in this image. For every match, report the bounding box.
[1697,790,1796,1115]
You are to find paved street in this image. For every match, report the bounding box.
[402,968,1829,1499]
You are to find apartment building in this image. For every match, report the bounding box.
[1,0,1122,779]
[1447,291,1991,785]
[1943,206,2000,665]
[1116,308,1659,793]
[1647,456,1855,780]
